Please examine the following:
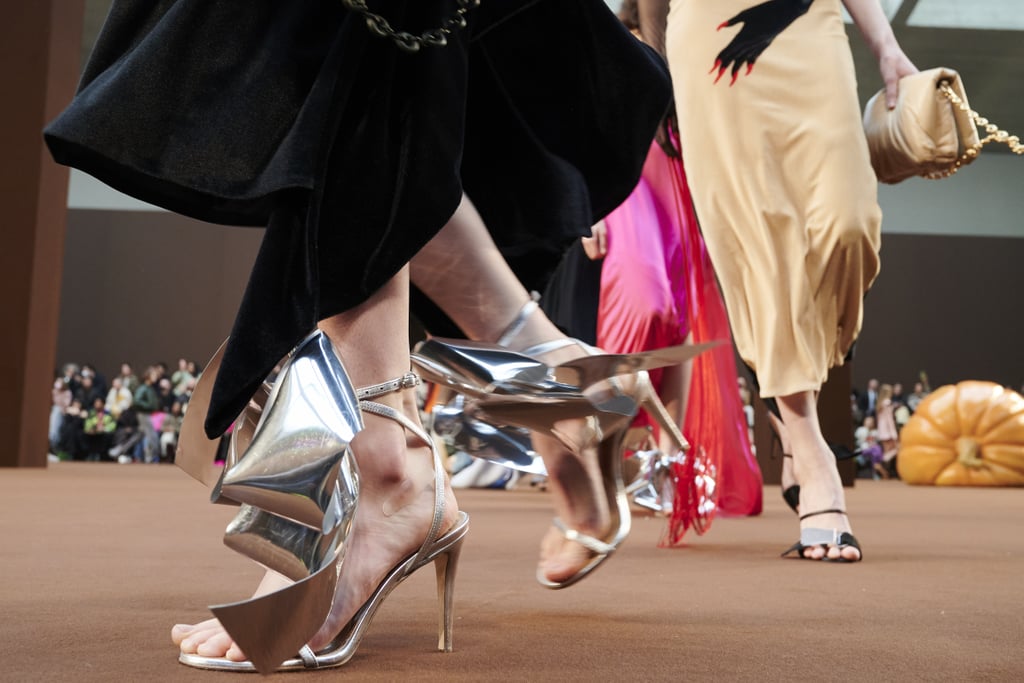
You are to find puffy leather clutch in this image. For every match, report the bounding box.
[863,67,1021,184]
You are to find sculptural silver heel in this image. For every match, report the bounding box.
[175,331,468,673]
[412,334,710,589]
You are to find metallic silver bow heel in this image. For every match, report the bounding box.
[175,332,468,673]
[412,333,711,589]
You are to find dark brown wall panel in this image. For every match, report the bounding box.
[852,233,1024,393]
[57,210,261,378]
[1,0,85,466]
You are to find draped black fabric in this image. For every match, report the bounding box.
[45,0,671,437]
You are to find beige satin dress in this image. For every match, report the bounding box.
[668,0,881,398]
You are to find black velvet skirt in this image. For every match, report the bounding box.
[45,0,672,436]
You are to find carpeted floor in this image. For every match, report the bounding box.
[1,462,1021,682]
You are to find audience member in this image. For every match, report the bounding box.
[891,382,907,407]
[49,376,72,453]
[81,363,108,398]
[109,408,144,464]
[876,383,900,474]
[156,377,176,413]
[858,378,880,418]
[159,401,184,462]
[133,367,161,463]
[104,377,133,418]
[854,415,886,479]
[907,380,930,412]
[82,396,117,461]
[74,374,105,408]
[59,398,87,461]
[170,359,195,397]
[118,362,140,394]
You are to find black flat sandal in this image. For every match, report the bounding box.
[781,509,863,562]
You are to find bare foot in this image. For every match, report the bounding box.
[172,399,459,661]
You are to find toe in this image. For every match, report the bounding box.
[839,544,862,562]
[225,642,248,662]
[180,626,225,654]
[171,617,220,645]
[195,630,236,658]
[803,545,826,560]
[170,624,193,645]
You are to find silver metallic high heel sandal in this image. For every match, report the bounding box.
[427,297,701,494]
[174,332,468,673]
[412,329,710,589]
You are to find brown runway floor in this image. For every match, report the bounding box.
[1,462,1022,682]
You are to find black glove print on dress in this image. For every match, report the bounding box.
[711,0,813,85]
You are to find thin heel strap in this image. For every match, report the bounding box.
[492,291,595,359]
[799,508,846,521]
[356,372,446,567]
[495,291,541,347]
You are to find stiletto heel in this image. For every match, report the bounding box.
[176,333,468,673]
[435,537,463,652]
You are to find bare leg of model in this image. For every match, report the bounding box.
[776,390,860,561]
[172,268,460,660]
[654,351,690,457]
[411,194,612,584]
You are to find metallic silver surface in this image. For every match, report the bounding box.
[432,395,547,475]
[212,332,361,530]
[179,333,469,673]
[179,511,469,672]
[413,337,709,589]
[188,330,364,674]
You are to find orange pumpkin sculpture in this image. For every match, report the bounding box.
[897,381,1024,486]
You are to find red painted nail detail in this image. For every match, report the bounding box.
[717,21,729,31]
[730,71,739,86]
[714,66,727,84]
[746,63,755,75]
[708,59,722,75]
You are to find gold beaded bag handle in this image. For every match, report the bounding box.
[863,67,1023,184]
[938,79,1024,178]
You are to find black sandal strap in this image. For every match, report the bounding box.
[798,508,846,521]
[782,485,801,513]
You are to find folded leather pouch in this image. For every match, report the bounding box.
[863,66,1023,184]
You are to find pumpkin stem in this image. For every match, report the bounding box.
[955,437,984,468]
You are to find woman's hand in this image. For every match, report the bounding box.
[878,45,918,109]
[842,0,918,108]
[581,221,608,260]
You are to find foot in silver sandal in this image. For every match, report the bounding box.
[175,331,468,673]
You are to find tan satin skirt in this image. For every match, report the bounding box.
[667,0,881,398]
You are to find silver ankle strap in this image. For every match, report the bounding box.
[356,372,420,400]
[356,373,446,568]
[495,291,541,347]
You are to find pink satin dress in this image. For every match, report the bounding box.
[598,140,763,544]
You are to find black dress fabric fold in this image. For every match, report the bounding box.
[45,0,671,437]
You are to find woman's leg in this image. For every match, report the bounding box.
[173,268,459,660]
[776,390,860,561]
[411,194,614,584]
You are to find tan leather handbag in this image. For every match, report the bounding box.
[863,67,1022,184]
